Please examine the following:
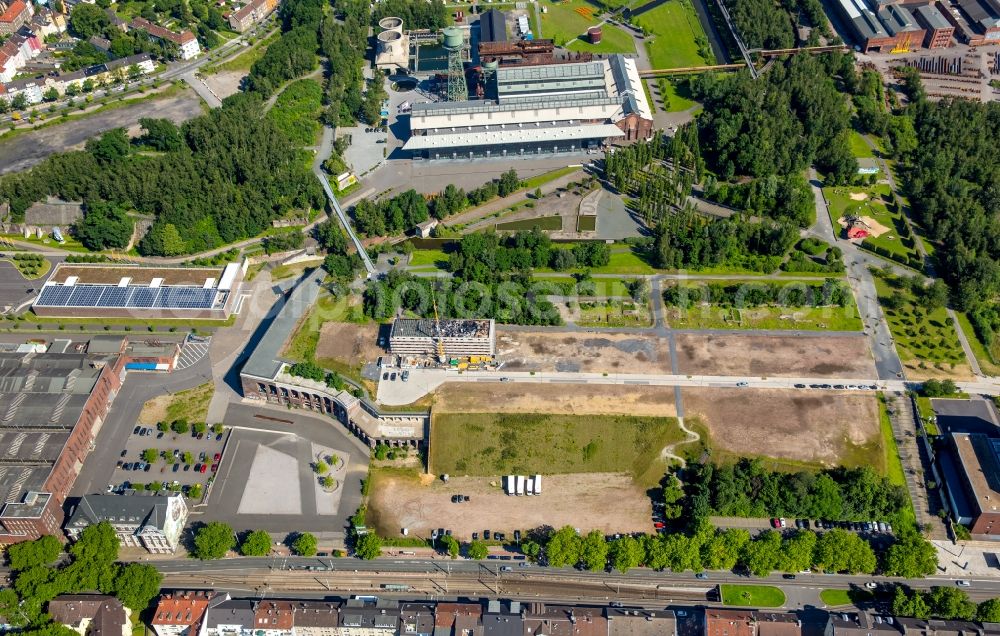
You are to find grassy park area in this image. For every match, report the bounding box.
[823,184,922,269]
[721,585,786,608]
[430,412,684,486]
[849,131,875,159]
[266,79,324,146]
[665,303,862,331]
[575,299,653,327]
[634,0,714,68]
[820,589,873,606]
[495,215,563,231]
[537,0,635,54]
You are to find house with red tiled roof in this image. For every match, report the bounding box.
[129,17,201,59]
[152,591,226,636]
[0,0,33,36]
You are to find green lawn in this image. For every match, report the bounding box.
[266,79,323,146]
[657,77,699,112]
[721,585,786,608]
[430,412,683,486]
[878,393,916,530]
[849,131,875,159]
[915,396,939,435]
[635,0,714,68]
[408,248,450,268]
[522,166,582,190]
[496,215,563,231]
[954,311,1000,376]
[537,0,635,53]
[590,248,657,274]
[820,589,873,606]
[531,275,631,297]
[578,215,597,231]
[206,32,279,73]
[823,184,921,268]
[873,273,968,375]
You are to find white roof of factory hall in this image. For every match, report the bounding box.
[403,123,625,150]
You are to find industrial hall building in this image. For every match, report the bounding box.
[403,54,653,160]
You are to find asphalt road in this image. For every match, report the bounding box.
[0,256,63,312]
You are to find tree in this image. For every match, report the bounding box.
[142,223,186,256]
[7,535,61,571]
[111,563,162,611]
[927,586,976,620]
[521,540,541,560]
[170,419,189,434]
[314,460,329,475]
[545,526,582,568]
[75,203,133,250]
[498,169,520,197]
[43,88,59,103]
[777,530,816,573]
[141,449,158,464]
[440,534,459,559]
[883,530,938,578]
[12,93,28,110]
[813,529,876,574]
[70,3,111,38]
[354,533,382,560]
[467,540,489,560]
[193,421,207,435]
[977,598,1000,622]
[740,529,781,577]
[136,118,182,151]
[608,536,644,573]
[188,483,203,499]
[240,530,272,556]
[292,532,318,556]
[192,522,235,560]
[579,530,608,572]
[893,586,931,619]
[0,97,10,113]
[182,452,194,465]
[85,129,130,164]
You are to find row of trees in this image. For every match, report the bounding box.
[893,586,1000,622]
[662,279,852,309]
[372,0,447,29]
[2,524,162,632]
[0,96,323,256]
[526,520,933,577]
[649,209,799,272]
[428,170,522,220]
[685,459,909,522]
[702,173,814,227]
[447,230,610,282]
[288,360,347,391]
[192,522,319,559]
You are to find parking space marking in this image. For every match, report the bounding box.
[175,340,211,370]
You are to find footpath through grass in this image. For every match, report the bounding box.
[430,412,683,486]
[721,585,786,608]
[878,393,917,530]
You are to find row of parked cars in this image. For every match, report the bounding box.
[794,383,880,390]
[772,518,894,534]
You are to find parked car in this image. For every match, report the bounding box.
[120,449,127,457]
[695,573,708,579]
[211,463,218,472]
[214,453,221,462]
[957,580,971,587]
[484,530,491,540]
[200,464,207,473]
[133,426,141,435]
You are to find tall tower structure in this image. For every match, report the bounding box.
[442,27,468,102]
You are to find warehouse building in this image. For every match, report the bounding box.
[389,318,496,358]
[33,262,245,320]
[832,0,930,50]
[479,8,506,43]
[939,432,1000,535]
[876,3,926,47]
[0,347,126,543]
[915,3,955,47]
[943,0,1000,44]
[404,55,652,159]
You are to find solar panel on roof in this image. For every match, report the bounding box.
[37,286,74,306]
[129,287,159,307]
[96,287,129,307]
[68,286,104,306]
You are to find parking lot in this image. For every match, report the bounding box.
[109,424,229,494]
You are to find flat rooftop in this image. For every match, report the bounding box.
[953,432,1000,516]
[48,264,228,287]
[391,318,493,340]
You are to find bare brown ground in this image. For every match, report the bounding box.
[368,471,654,540]
[682,388,882,469]
[313,322,382,367]
[203,70,245,100]
[902,360,974,382]
[433,382,676,417]
[674,333,876,378]
[496,329,671,373]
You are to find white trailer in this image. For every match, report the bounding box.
[524,477,534,495]
[533,474,542,495]
[505,475,515,495]
[516,475,525,496]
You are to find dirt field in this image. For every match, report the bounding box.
[682,388,882,469]
[0,87,203,175]
[433,382,676,417]
[674,333,876,378]
[203,70,245,101]
[497,329,672,373]
[313,322,382,367]
[368,469,655,539]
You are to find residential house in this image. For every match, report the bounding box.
[0,0,33,36]
[105,8,127,31]
[48,595,130,636]
[755,613,801,636]
[201,599,256,636]
[401,604,436,636]
[290,601,342,636]
[483,601,523,636]
[339,599,400,636]
[129,17,200,59]
[152,591,224,636]
[1,76,44,105]
[706,610,757,636]
[433,603,483,636]
[824,613,902,636]
[521,604,607,636]
[228,0,278,32]
[896,618,985,636]
[64,493,187,553]
[254,602,295,636]
[605,608,676,636]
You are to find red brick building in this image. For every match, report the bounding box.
[0,349,126,543]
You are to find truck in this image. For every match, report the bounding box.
[505,475,515,495]
[533,474,542,495]
[524,477,534,495]
[516,475,525,496]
